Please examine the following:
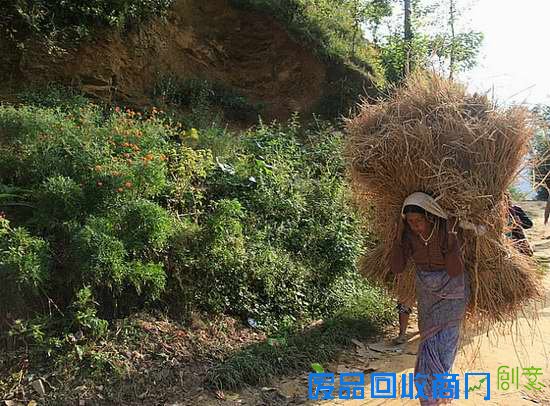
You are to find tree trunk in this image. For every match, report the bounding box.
[449,0,456,79]
[351,0,360,59]
[403,0,413,77]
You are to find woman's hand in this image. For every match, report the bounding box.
[447,215,459,234]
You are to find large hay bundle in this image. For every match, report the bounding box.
[345,73,543,325]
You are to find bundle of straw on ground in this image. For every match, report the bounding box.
[345,73,543,325]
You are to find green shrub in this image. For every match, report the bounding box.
[0,95,390,352]
[0,216,51,319]
[0,216,50,293]
[166,144,215,215]
[0,103,174,320]
[164,119,376,331]
[154,77,262,123]
[1,0,175,55]
[118,199,174,254]
[36,176,85,225]
[0,105,170,202]
[70,215,168,305]
[126,261,166,300]
[18,85,90,111]
[72,216,129,289]
[72,287,109,338]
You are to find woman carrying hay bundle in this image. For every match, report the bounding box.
[346,72,543,403]
[391,192,475,405]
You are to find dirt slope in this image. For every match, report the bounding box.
[1,0,377,121]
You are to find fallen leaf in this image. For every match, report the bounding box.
[311,363,324,373]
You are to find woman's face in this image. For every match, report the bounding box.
[406,212,431,236]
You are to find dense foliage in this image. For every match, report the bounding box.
[0,93,392,358]
[0,0,173,48]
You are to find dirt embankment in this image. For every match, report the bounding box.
[0,0,378,121]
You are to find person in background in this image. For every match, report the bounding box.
[393,274,413,345]
[507,199,533,256]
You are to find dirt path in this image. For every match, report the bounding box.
[243,201,550,406]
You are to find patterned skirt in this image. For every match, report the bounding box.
[414,268,469,405]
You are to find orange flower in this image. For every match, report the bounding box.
[125,181,132,188]
[117,187,124,193]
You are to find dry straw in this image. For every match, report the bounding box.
[345,73,543,325]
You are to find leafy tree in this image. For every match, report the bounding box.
[378,0,483,84]
[429,0,484,78]
[349,0,393,54]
